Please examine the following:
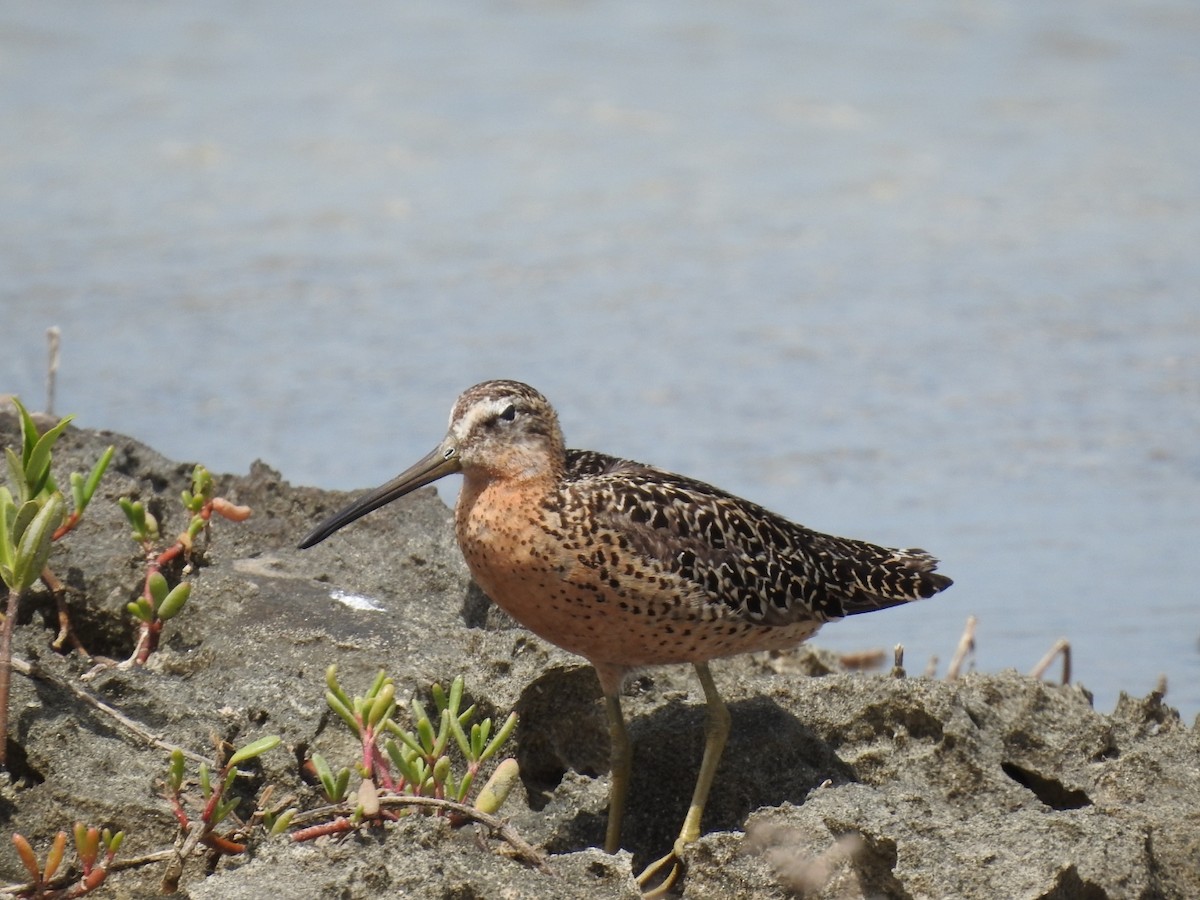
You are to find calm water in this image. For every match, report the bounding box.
[3,1,1198,717]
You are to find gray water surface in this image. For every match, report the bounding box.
[3,1,1198,716]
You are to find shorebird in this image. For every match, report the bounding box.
[299,379,952,896]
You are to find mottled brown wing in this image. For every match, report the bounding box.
[563,449,952,626]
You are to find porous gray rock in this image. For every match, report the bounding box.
[1,415,1196,898]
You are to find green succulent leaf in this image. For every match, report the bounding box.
[191,465,213,502]
[311,753,337,799]
[213,797,239,825]
[432,708,452,757]
[454,770,473,803]
[416,714,436,754]
[0,489,15,575]
[25,414,74,498]
[332,767,350,801]
[228,735,281,767]
[367,681,396,730]
[11,499,38,547]
[70,472,85,512]
[318,762,351,802]
[473,758,520,815]
[119,497,157,542]
[268,807,296,837]
[168,749,186,792]
[81,446,114,509]
[11,492,64,592]
[148,571,169,605]
[366,669,388,700]
[325,665,352,710]
[384,738,422,785]
[72,823,92,864]
[127,597,153,623]
[199,762,212,798]
[325,690,361,737]
[410,697,431,729]
[6,448,28,505]
[480,712,518,764]
[11,397,38,462]
[457,703,476,729]
[431,681,448,713]
[156,582,192,621]
[409,757,431,793]
[118,497,140,527]
[469,720,487,760]
[450,709,472,759]
[186,515,205,541]
[432,754,452,787]
[388,724,425,758]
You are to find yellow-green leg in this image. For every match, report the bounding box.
[604,691,632,854]
[636,661,730,898]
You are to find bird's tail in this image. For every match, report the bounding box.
[842,546,953,616]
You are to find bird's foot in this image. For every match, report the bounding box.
[635,840,687,899]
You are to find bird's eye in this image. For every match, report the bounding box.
[498,404,517,422]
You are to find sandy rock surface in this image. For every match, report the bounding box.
[1,416,1197,899]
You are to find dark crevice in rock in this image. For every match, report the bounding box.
[514,666,607,811]
[460,581,519,631]
[1001,761,1092,810]
[0,738,44,787]
[848,830,915,900]
[1034,864,1110,900]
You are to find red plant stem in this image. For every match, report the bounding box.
[154,541,185,572]
[201,833,245,855]
[171,772,248,858]
[68,866,108,896]
[200,768,229,824]
[169,795,191,829]
[290,818,355,842]
[51,511,81,541]
[359,724,374,777]
[128,539,186,666]
[362,725,401,791]
[373,747,397,792]
[126,498,249,669]
[131,619,163,666]
[42,566,87,654]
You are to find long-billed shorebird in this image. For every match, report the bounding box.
[299,379,951,896]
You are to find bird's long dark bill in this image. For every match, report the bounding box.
[298,445,460,549]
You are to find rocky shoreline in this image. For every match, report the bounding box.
[1,415,1197,898]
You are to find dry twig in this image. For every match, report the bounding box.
[287,795,551,875]
[11,656,209,765]
[891,643,906,678]
[45,326,61,417]
[945,615,977,681]
[1028,638,1071,685]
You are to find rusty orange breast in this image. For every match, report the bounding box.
[453,474,824,671]
[454,474,602,653]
